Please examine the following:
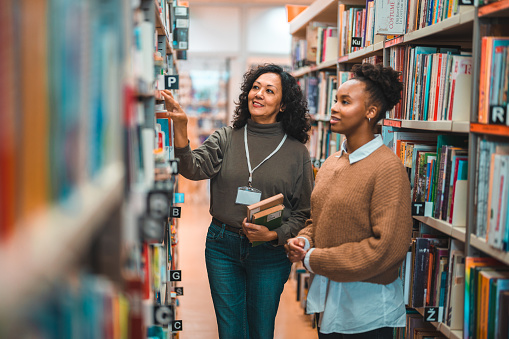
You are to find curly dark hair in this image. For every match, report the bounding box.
[232,64,311,143]
[350,63,403,124]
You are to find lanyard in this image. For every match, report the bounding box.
[244,125,287,187]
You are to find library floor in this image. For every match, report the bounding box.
[176,178,318,339]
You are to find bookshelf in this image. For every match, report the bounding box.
[290,0,509,338]
[0,0,184,337]
[0,161,124,319]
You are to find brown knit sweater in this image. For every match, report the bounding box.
[298,144,413,285]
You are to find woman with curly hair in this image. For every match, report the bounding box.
[162,63,313,339]
[285,63,413,339]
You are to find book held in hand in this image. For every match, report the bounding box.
[247,193,285,247]
[251,204,285,247]
[247,193,284,222]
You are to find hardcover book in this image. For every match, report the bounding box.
[251,204,285,247]
[247,193,284,222]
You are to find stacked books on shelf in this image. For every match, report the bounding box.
[316,26,339,64]
[406,0,464,33]
[291,22,338,70]
[298,71,337,118]
[403,309,442,338]
[389,45,473,122]
[382,128,469,224]
[247,193,285,247]
[478,36,509,125]
[339,2,381,55]
[291,36,309,70]
[475,139,509,251]
[399,225,466,332]
[464,257,509,339]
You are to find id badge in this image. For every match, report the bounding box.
[235,186,262,205]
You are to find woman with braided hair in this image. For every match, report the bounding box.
[285,63,413,338]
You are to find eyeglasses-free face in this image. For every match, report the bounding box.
[248,72,284,124]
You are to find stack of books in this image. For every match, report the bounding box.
[247,193,285,247]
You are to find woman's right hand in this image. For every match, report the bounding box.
[284,237,307,263]
[160,90,189,148]
[161,90,188,124]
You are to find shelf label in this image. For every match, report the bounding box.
[147,191,171,219]
[351,37,363,49]
[154,305,174,326]
[489,105,508,125]
[140,215,165,242]
[170,206,182,218]
[412,202,433,217]
[174,193,185,203]
[424,306,443,322]
[165,75,179,90]
[170,270,182,281]
[172,320,183,331]
[383,119,402,128]
[169,160,179,175]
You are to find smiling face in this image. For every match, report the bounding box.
[247,72,284,124]
[330,79,377,137]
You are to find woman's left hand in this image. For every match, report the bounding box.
[242,218,278,243]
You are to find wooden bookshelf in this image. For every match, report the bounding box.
[470,122,509,137]
[383,119,470,133]
[478,0,509,17]
[404,7,475,43]
[0,161,124,320]
[292,59,337,77]
[290,2,509,337]
[470,235,509,265]
[289,0,339,37]
[415,308,462,339]
[154,0,179,73]
[414,216,466,241]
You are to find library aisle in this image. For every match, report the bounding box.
[177,178,318,339]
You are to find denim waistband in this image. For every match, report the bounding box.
[212,217,245,236]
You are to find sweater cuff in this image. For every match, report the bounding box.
[273,227,288,246]
[303,248,315,273]
[174,141,191,155]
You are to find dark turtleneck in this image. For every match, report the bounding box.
[175,119,313,245]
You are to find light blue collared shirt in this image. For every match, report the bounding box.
[299,135,406,334]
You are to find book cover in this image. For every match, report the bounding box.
[251,204,285,247]
[487,154,509,249]
[487,273,509,339]
[448,157,468,225]
[477,140,496,238]
[448,55,473,121]
[247,193,284,222]
[496,291,509,338]
[0,0,17,239]
[432,246,449,307]
[440,147,466,220]
[375,0,408,35]
[494,280,509,338]
[445,246,465,330]
[21,0,50,219]
[412,238,431,307]
[464,257,503,339]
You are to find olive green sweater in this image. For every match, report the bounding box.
[298,145,412,284]
[175,119,313,246]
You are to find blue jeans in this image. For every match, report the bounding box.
[205,221,292,339]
